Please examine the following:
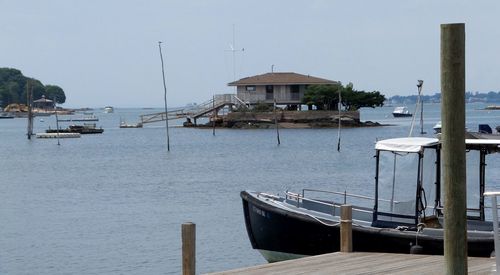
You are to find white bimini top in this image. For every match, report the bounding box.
[375,137,440,153]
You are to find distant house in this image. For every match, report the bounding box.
[228,72,338,108]
[33,95,55,110]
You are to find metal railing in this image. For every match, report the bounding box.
[301,188,394,204]
[139,94,248,124]
[285,190,374,214]
[484,191,500,271]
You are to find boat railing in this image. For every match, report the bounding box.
[301,188,395,204]
[286,190,381,214]
[483,191,500,271]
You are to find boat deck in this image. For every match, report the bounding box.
[208,252,496,275]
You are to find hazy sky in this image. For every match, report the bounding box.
[1,1,499,108]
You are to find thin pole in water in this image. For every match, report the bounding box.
[212,94,216,136]
[337,88,342,151]
[274,98,280,145]
[54,97,60,146]
[26,81,33,139]
[158,41,170,152]
[417,80,425,135]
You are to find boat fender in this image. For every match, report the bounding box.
[410,244,424,254]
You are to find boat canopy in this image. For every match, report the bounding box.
[375,137,439,153]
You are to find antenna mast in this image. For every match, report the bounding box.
[227,24,244,84]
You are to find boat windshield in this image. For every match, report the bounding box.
[377,148,437,219]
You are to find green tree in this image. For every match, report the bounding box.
[303,83,385,111]
[0,67,66,107]
[45,85,66,104]
[302,84,342,110]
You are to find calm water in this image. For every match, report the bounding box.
[1,104,500,274]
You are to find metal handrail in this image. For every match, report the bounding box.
[301,188,396,203]
[484,191,500,272]
[285,192,373,214]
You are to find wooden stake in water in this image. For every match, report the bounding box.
[158,41,170,152]
[337,88,342,151]
[417,80,426,135]
[212,94,216,136]
[26,81,33,140]
[273,98,280,145]
[54,97,60,146]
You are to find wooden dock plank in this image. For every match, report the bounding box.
[207,252,496,275]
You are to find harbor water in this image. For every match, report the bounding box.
[1,104,500,274]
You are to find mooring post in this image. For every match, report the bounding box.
[441,23,467,275]
[340,204,352,252]
[182,222,196,275]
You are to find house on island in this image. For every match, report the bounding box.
[228,72,338,110]
[33,95,55,110]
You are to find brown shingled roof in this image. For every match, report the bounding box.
[228,72,338,86]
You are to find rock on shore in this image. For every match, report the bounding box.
[187,110,381,129]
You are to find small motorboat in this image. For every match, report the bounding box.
[392,106,412,117]
[241,137,500,262]
[433,121,441,134]
[120,121,143,128]
[0,112,14,119]
[103,106,114,113]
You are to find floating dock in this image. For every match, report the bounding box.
[36,133,81,138]
[208,252,496,274]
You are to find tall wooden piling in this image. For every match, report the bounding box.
[340,205,352,252]
[182,222,196,275]
[440,23,467,275]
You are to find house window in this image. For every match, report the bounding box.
[245,85,256,91]
[291,85,300,100]
[266,85,274,100]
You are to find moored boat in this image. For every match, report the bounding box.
[103,106,114,113]
[484,105,500,110]
[120,121,143,128]
[241,137,500,262]
[46,123,104,134]
[392,106,412,117]
[0,112,14,119]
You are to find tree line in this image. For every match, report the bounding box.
[0,68,66,108]
[389,91,500,104]
[302,83,385,111]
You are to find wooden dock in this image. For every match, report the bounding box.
[207,252,496,275]
[36,133,81,138]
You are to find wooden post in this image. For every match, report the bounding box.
[441,23,467,275]
[340,205,352,252]
[158,41,170,152]
[212,94,216,136]
[182,222,195,275]
[273,98,280,145]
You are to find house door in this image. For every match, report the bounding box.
[266,85,274,100]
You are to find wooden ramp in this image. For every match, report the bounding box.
[207,252,496,275]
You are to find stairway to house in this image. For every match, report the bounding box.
[138,94,248,126]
